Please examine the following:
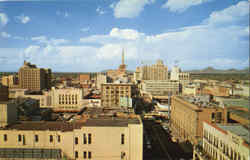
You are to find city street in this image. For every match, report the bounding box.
[143,120,193,160]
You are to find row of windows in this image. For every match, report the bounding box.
[75,134,92,145]
[75,151,92,159]
[59,101,78,105]
[3,134,61,143]
[3,133,124,145]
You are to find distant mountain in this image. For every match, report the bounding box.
[186,67,249,73]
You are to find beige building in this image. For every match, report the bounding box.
[18,61,51,91]
[96,73,107,89]
[1,75,18,87]
[20,87,83,111]
[193,122,250,160]
[170,96,228,145]
[139,60,169,80]
[141,80,180,96]
[101,83,135,107]
[0,112,143,160]
[170,66,190,81]
[0,102,17,127]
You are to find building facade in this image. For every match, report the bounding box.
[101,83,135,107]
[0,102,17,127]
[170,96,228,145]
[1,75,18,88]
[0,116,143,160]
[170,66,190,81]
[141,80,180,96]
[96,73,107,89]
[18,61,51,91]
[193,122,250,160]
[139,60,168,80]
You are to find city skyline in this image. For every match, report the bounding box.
[0,0,249,72]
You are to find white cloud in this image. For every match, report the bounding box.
[162,0,213,13]
[31,36,69,45]
[56,11,69,18]
[96,7,105,15]
[0,13,8,26]
[16,14,30,24]
[81,27,90,32]
[112,0,154,18]
[110,28,145,40]
[204,1,249,25]
[1,31,11,38]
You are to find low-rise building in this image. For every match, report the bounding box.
[1,75,18,88]
[193,122,250,160]
[0,102,17,127]
[0,108,143,160]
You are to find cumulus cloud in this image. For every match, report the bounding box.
[16,14,30,24]
[0,13,8,26]
[0,31,11,38]
[204,0,249,25]
[112,0,155,18]
[1,1,249,72]
[162,0,213,13]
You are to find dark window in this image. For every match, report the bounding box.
[4,134,7,141]
[18,134,21,142]
[35,135,39,142]
[75,151,78,158]
[57,135,61,142]
[88,134,91,144]
[83,151,87,158]
[121,134,125,145]
[83,134,87,144]
[88,151,92,159]
[75,137,78,145]
[49,135,53,142]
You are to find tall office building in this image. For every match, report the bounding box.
[139,60,169,80]
[18,61,52,91]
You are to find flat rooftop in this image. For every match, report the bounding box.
[217,123,250,144]
[0,107,141,131]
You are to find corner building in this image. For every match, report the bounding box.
[170,96,228,145]
[0,116,143,160]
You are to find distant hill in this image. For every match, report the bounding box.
[186,67,249,73]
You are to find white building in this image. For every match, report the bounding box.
[193,121,250,160]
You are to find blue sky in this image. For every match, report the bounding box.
[0,0,249,72]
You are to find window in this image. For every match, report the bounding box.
[75,151,78,158]
[88,151,92,159]
[88,134,91,144]
[57,135,61,142]
[4,134,7,141]
[18,134,22,142]
[83,134,87,144]
[83,151,87,158]
[49,135,53,142]
[75,137,78,145]
[121,134,125,145]
[35,135,39,142]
